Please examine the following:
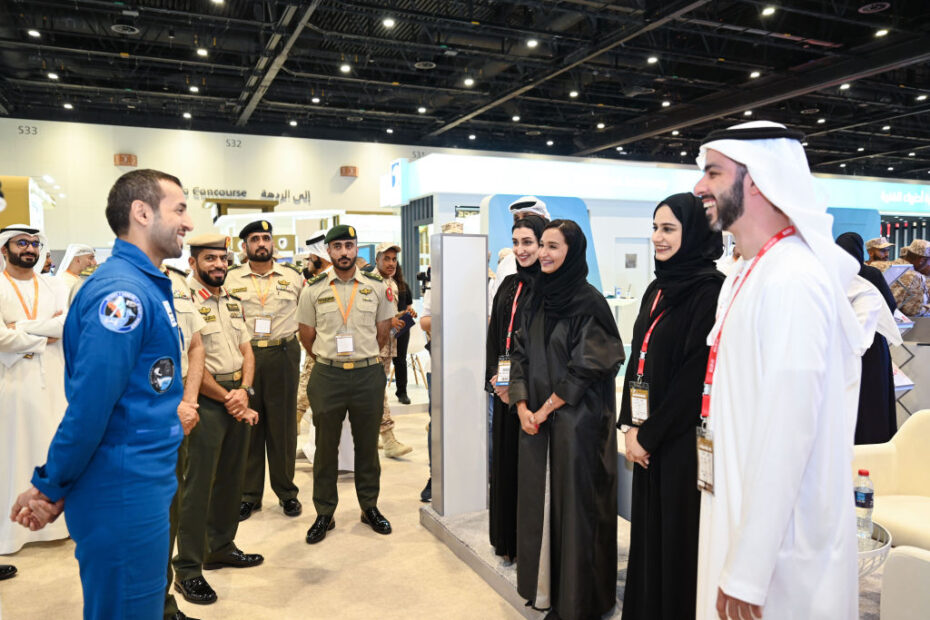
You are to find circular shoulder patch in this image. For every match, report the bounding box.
[386,287,394,302]
[98,290,144,333]
[149,357,176,393]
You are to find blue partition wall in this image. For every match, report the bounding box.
[487,194,602,291]
[829,207,881,260]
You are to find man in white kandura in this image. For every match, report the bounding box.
[57,243,97,303]
[0,224,70,556]
[692,121,868,620]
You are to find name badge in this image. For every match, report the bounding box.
[629,381,650,425]
[254,316,272,336]
[696,427,715,494]
[335,332,355,356]
[496,356,511,386]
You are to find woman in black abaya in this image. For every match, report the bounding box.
[510,219,624,620]
[485,215,545,560]
[618,193,724,620]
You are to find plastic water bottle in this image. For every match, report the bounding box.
[855,469,874,550]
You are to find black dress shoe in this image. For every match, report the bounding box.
[239,501,261,521]
[169,612,200,620]
[202,548,264,570]
[305,514,335,544]
[0,565,16,581]
[360,507,392,535]
[174,576,217,605]
[281,497,302,517]
[420,478,432,503]
[397,393,411,405]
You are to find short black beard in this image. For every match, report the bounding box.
[709,167,747,233]
[197,267,227,288]
[7,251,38,268]
[247,247,271,262]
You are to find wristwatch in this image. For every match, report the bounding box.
[240,385,255,397]
[620,424,632,434]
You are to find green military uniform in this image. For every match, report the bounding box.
[173,266,254,582]
[298,227,394,516]
[225,220,303,509]
[163,265,205,620]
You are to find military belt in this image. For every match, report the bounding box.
[251,334,297,348]
[213,369,243,382]
[315,356,380,370]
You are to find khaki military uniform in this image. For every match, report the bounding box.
[173,277,253,581]
[873,259,930,317]
[225,261,303,505]
[298,268,393,515]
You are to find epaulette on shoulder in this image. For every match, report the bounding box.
[228,263,244,271]
[165,265,188,277]
[79,264,99,277]
[362,270,383,282]
[307,272,327,286]
[282,262,301,273]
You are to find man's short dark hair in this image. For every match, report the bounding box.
[106,169,182,236]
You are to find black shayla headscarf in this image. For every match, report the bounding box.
[836,231,897,312]
[652,193,724,313]
[535,219,620,340]
[513,215,545,285]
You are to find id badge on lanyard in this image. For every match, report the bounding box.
[496,356,511,386]
[629,381,650,425]
[696,426,715,494]
[332,280,358,356]
[254,316,273,337]
[335,330,355,356]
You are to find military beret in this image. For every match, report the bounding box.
[325,224,357,244]
[239,219,273,240]
[188,233,230,249]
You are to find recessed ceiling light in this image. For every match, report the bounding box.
[840,163,847,168]
[63,103,73,110]
[383,17,396,28]
[311,97,320,104]
[744,110,753,116]
[27,30,40,38]
[468,134,476,140]
[512,115,521,122]
[546,140,554,146]
[569,90,578,98]
[386,128,393,134]
[647,56,658,64]
[418,106,427,114]
[662,101,670,107]
[616,146,624,151]
[596,122,605,129]
[909,152,916,156]
[289,120,298,127]
[875,29,889,37]
[671,130,680,136]
[857,147,865,151]
[340,63,351,73]
[750,71,761,79]
[883,125,891,130]
[182,112,192,119]
[211,0,223,4]
[817,118,826,124]
[802,141,808,146]
[917,95,928,101]
[888,166,894,171]
[463,77,474,87]
[680,151,688,156]
[196,48,208,57]
[761,7,776,17]
[48,72,59,80]
[189,85,199,93]
[840,83,851,90]
[526,39,538,48]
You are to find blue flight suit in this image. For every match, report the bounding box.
[32,239,183,620]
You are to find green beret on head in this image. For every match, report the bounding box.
[325,224,357,244]
[239,219,273,240]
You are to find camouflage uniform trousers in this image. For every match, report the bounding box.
[380,355,395,433]
[297,355,314,425]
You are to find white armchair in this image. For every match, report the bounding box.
[881,546,930,620]
[852,409,930,550]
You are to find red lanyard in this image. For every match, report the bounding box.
[504,281,524,355]
[636,290,665,379]
[701,226,795,418]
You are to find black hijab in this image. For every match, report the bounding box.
[652,193,724,314]
[534,219,621,340]
[513,215,544,284]
[836,232,897,312]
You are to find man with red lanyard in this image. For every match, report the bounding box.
[0,224,70,560]
[693,121,868,620]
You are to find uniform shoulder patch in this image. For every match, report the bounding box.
[307,273,328,286]
[98,290,144,333]
[165,265,188,277]
[229,293,242,302]
[362,270,383,282]
[283,262,301,274]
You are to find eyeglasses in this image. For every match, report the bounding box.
[14,239,43,249]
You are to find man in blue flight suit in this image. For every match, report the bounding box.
[9,169,194,620]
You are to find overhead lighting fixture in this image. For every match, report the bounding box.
[840,83,851,90]
[858,147,865,151]
[888,166,894,171]
[418,106,427,114]
[27,29,40,38]
[840,163,847,168]
[289,120,298,127]
[463,77,474,87]
[386,128,393,134]
[63,103,73,110]
[671,130,680,136]
[512,115,521,122]
[48,72,59,80]
[616,146,624,151]
[909,152,916,156]
[546,140,554,146]
[196,48,208,57]
[875,29,889,37]
[526,39,538,48]
[569,90,579,98]
[917,94,928,101]
[596,122,605,129]
[883,125,891,130]
[761,7,776,17]
[311,97,320,104]
[468,134,476,140]
[817,118,826,124]
[189,85,199,93]
[382,17,396,29]
[211,0,223,4]
[744,110,753,116]
[750,71,761,79]
[182,112,192,119]
[802,141,808,146]
[340,63,351,73]
[647,56,658,64]
[680,151,688,156]
[662,100,671,107]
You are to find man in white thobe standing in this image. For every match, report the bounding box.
[0,224,70,556]
[692,121,868,620]
[57,243,97,304]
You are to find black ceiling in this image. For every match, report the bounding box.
[2,0,930,181]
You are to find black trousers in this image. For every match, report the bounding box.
[392,331,410,396]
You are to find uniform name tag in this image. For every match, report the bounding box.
[696,428,715,494]
[254,317,272,336]
[629,381,650,425]
[336,332,355,355]
[162,300,178,328]
[496,356,511,386]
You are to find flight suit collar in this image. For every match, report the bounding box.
[112,238,170,283]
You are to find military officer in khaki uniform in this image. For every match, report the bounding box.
[298,225,395,544]
[173,234,263,607]
[162,264,205,620]
[225,220,303,521]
